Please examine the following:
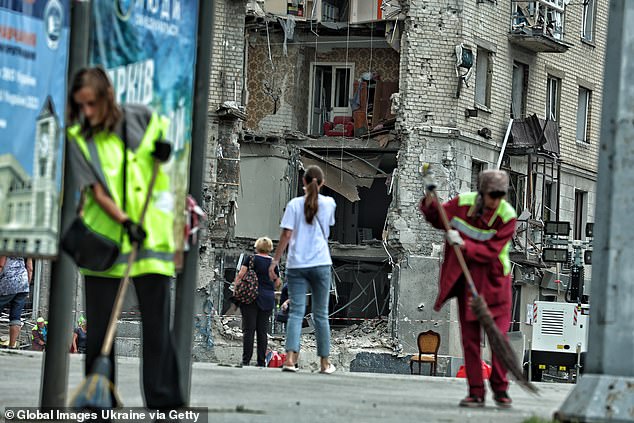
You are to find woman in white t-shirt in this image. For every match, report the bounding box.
[269,165,336,374]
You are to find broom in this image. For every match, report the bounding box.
[423,165,538,395]
[69,160,161,409]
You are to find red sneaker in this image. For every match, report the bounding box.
[459,395,485,408]
[493,391,512,409]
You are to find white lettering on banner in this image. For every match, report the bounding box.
[168,101,185,151]
[1,66,14,81]
[0,89,38,109]
[134,13,179,36]
[2,67,37,87]
[107,59,154,105]
[137,0,182,21]
[16,71,36,87]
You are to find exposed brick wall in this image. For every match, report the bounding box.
[208,0,248,109]
[391,0,606,254]
[199,0,248,319]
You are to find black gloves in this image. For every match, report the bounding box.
[123,219,147,245]
[152,141,172,162]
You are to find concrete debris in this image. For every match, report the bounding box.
[205,315,394,370]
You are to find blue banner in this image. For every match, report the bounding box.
[90,0,199,255]
[0,0,70,256]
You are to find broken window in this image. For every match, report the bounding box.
[544,181,554,222]
[471,160,485,191]
[330,260,391,324]
[309,63,354,135]
[350,0,399,23]
[475,47,493,109]
[582,0,596,42]
[299,151,396,245]
[546,75,561,122]
[510,1,566,43]
[511,62,528,119]
[507,171,525,213]
[574,190,587,240]
[576,87,591,143]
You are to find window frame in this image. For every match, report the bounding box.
[307,62,355,135]
[574,190,588,240]
[582,0,596,42]
[511,61,529,119]
[576,86,592,144]
[475,47,493,109]
[471,160,486,191]
[546,75,561,122]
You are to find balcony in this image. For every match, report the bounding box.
[261,0,401,23]
[508,0,571,53]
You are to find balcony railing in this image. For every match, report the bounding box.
[509,0,571,53]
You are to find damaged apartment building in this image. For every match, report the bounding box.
[197,0,607,364]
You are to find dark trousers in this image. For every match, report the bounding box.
[458,288,510,398]
[85,274,183,409]
[239,302,270,366]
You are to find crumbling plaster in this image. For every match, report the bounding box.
[245,31,400,133]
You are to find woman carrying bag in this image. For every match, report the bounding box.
[234,237,281,366]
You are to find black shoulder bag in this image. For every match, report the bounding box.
[61,122,129,271]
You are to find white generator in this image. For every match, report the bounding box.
[526,301,590,381]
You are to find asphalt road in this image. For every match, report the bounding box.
[0,350,573,423]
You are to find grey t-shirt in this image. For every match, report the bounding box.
[67,104,153,191]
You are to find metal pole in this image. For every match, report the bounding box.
[527,339,532,382]
[40,0,91,408]
[556,1,634,420]
[173,0,214,403]
[31,260,42,318]
[495,118,513,170]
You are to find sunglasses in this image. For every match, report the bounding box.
[488,191,506,199]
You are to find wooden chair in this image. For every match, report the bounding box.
[409,330,441,376]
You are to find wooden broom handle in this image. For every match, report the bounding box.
[101,161,160,356]
[428,189,479,298]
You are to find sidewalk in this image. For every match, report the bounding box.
[0,349,572,423]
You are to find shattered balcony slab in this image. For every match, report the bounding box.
[508,32,571,53]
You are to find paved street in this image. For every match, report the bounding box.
[0,349,573,423]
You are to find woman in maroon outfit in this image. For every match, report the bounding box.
[419,170,517,408]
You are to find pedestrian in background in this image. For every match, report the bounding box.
[419,169,517,408]
[269,165,336,374]
[234,237,281,366]
[66,66,182,409]
[31,317,48,351]
[0,256,33,348]
[71,316,87,354]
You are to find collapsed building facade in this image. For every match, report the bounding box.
[197,0,607,365]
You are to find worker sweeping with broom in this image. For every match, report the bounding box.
[419,169,523,408]
[64,67,181,411]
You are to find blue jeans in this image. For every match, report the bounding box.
[285,265,331,357]
[0,292,28,325]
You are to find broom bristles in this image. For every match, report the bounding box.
[471,296,539,395]
[68,374,121,409]
[68,355,122,409]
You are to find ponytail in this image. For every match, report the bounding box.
[303,165,324,224]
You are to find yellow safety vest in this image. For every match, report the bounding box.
[67,112,175,278]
